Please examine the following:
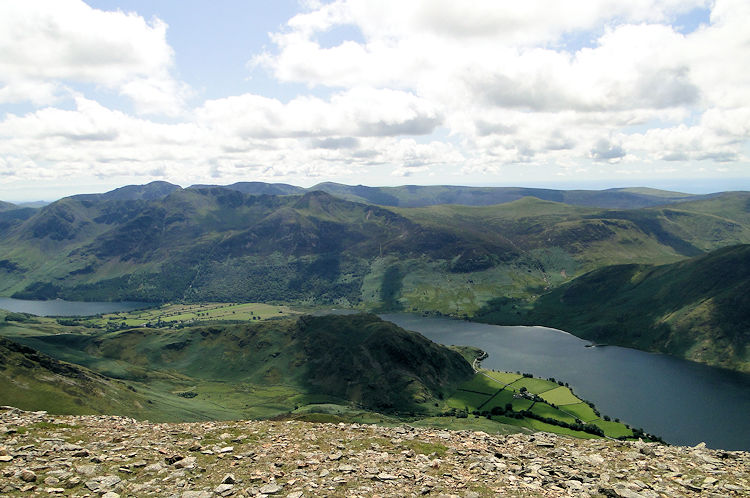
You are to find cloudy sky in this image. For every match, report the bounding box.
[1,0,749,201]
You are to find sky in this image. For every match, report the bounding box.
[1,0,749,202]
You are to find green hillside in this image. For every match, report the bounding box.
[1,186,749,317]
[475,244,750,372]
[1,312,648,440]
[0,335,168,417]
[2,313,474,417]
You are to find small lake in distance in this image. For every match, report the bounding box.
[381,313,750,451]
[0,297,151,316]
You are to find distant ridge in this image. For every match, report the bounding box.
[189,181,304,196]
[26,180,729,210]
[198,181,708,209]
[72,180,181,202]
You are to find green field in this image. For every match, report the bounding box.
[560,402,600,422]
[483,370,523,385]
[529,402,578,424]
[445,370,635,440]
[100,302,300,326]
[506,376,558,393]
[540,385,582,405]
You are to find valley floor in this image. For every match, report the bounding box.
[1,406,748,497]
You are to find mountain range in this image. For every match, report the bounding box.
[1,181,749,371]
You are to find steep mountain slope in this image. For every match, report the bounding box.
[0,185,748,310]
[0,335,157,416]
[3,314,474,416]
[0,200,17,211]
[475,244,750,371]
[396,193,750,273]
[0,206,37,234]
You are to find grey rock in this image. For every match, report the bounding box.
[376,472,398,480]
[259,483,282,494]
[85,475,121,492]
[175,456,197,469]
[612,484,645,498]
[214,483,234,495]
[182,491,212,498]
[75,464,98,476]
[19,469,37,482]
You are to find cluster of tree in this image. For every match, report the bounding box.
[4,312,34,323]
[478,404,607,436]
[440,407,469,418]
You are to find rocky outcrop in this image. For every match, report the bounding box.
[0,406,747,497]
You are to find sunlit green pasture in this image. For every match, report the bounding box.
[99,302,300,326]
[445,369,634,440]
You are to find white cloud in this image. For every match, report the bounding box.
[0,94,459,187]
[0,0,748,194]
[196,87,442,139]
[0,0,189,114]
[253,0,748,175]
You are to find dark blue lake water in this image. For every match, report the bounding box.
[0,297,151,316]
[381,313,750,451]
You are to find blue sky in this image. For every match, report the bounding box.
[0,0,748,201]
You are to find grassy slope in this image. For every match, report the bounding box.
[0,335,199,420]
[1,188,748,320]
[1,312,637,441]
[1,313,474,420]
[445,370,639,440]
[476,244,750,371]
[385,194,750,315]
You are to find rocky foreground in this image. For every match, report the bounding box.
[0,407,748,497]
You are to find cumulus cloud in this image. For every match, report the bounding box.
[196,88,442,139]
[253,0,748,174]
[0,0,748,193]
[0,94,458,187]
[590,139,626,162]
[0,0,189,114]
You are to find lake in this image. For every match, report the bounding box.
[381,313,750,451]
[0,297,151,317]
